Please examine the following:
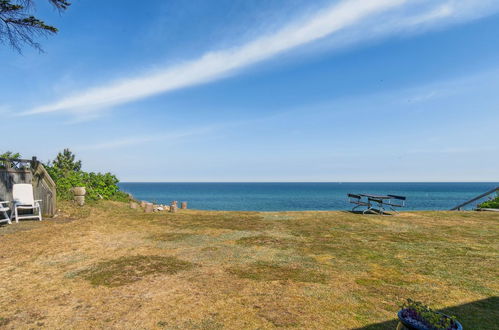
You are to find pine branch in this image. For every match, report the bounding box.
[0,0,70,52]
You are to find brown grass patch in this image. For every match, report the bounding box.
[236,235,297,249]
[227,261,327,283]
[201,246,219,252]
[80,255,195,287]
[257,305,299,327]
[149,232,194,241]
[56,200,93,219]
[169,212,271,231]
[157,317,223,329]
[0,317,10,327]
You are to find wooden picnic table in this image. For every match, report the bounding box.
[348,193,406,215]
[358,194,392,214]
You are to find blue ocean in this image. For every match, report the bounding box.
[118,182,498,211]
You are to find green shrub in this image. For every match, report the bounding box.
[45,149,130,202]
[1,149,129,203]
[478,196,499,209]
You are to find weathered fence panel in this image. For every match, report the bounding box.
[0,158,56,217]
[0,169,33,201]
[32,163,57,216]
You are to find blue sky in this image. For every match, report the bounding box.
[1,0,499,182]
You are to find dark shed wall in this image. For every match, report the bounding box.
[0,163,56,217]
[0,169,33,201]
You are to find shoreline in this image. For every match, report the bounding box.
[119,182,498,212]
[128,196,490,214]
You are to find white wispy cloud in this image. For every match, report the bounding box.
[77,136,160,151]
[22,0,499,117]
[76,127,213,151]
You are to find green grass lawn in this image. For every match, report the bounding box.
[0,201,497,328]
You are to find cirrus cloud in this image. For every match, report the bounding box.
[22,0,499,117]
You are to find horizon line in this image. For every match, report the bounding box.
[118,181,499,184]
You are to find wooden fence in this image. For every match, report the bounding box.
[0,157,57,217]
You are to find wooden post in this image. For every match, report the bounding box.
[181,202,187,209]
[144,203,154,213]
[170,202,178,213]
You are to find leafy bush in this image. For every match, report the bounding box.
[0,151,21,159]
[478,196,499,209]
[45,149,130,202]
[0,151,22,169]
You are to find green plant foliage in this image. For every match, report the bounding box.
[45,149,130,202]
[0,151,21,159]
[50,148,81,174]
[400,299,457,329]
[1,0,71,52]
[478,196,499,209]
[0,150,21,168]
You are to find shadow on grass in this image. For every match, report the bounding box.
[355,296,498,330]
[343,210,396,216]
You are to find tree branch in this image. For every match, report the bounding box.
[0,0,70,52]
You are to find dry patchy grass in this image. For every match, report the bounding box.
[0,202,497,329]
[228,261,327,284]
[79,255,195,287]
[149,232,195,242]
[235,235,298,249]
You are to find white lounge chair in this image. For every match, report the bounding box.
[11,184,42,223]
[0,201,11,224]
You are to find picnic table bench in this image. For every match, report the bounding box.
[348,193,406,215]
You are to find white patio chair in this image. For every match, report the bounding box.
[11,184,42,223]
[0,201,11,224]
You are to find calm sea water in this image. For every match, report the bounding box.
[118,182,498,211]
